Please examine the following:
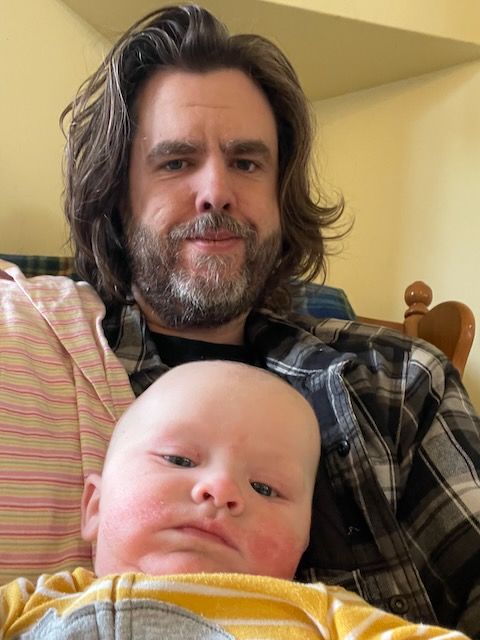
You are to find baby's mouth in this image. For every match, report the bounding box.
[175,521,236,549]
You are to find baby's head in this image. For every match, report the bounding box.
[82,361,320,579]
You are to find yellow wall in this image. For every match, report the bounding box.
[316,60,480,409]
[0,0,107,255]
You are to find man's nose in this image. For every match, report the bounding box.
[195,160,235,214]
[191,473,245,515]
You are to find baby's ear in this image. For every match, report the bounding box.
[81,473,102,542]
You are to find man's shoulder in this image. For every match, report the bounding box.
[251,310,454,404]
[254,308,446,365]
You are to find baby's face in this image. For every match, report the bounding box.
[82,363,319,579]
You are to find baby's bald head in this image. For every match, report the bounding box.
[106,361,320,474]
[83,361,320,579]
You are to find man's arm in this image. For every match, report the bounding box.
[309,317,480,634]
[399,355,480,637]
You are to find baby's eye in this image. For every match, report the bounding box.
[162,455,195,467]
[251,481,278,497]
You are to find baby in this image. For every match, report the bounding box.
[0,362,469,639]
[81,359,319,579]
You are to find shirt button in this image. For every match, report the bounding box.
[389,596,409,615]
[346,525,361,537]
[336,439,350,457]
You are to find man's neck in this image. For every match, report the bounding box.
[133,290,248,345]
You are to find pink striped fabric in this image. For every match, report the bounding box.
[0,260,134,584]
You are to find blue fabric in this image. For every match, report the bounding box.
[0,254,355,321]
[292,282,355,320]
[0,253,77,278]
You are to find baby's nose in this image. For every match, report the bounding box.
[191,473,245,515]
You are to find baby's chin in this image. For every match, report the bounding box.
[95,552,250,577]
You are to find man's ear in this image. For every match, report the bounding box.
[81,473,102,542]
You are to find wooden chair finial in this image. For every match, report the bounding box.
[404,281,432,318]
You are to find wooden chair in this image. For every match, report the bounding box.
[357,281,475,377]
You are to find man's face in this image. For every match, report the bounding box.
[82,364,319,579]
[124,68,282,328]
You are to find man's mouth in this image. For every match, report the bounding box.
[185,230,244,252]
[188,230,241,243]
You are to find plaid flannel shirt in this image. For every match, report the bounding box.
[104,302,480,637]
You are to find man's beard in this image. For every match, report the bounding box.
[125,211,282,329]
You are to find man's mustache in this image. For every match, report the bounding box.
[168,211,257,242]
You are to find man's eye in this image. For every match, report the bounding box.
[163,159,187,171]
[251,481,277,497]
[234,159,257,172]
[162,455,195,467]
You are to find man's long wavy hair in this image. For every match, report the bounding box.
[61,3,345,312]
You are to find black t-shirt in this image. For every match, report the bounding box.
[150,332,256,368]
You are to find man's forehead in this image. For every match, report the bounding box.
[133,68,277,133]
[138,67,258,96]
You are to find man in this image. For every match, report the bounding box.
[1,4,479,636]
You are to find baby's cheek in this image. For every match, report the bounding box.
[100,493,173,550]
[96,498,178,574]
[243,527,306,579]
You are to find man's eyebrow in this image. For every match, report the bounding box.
[146,140,205,164]
[222,139,273,160]
[146,138,274,165]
